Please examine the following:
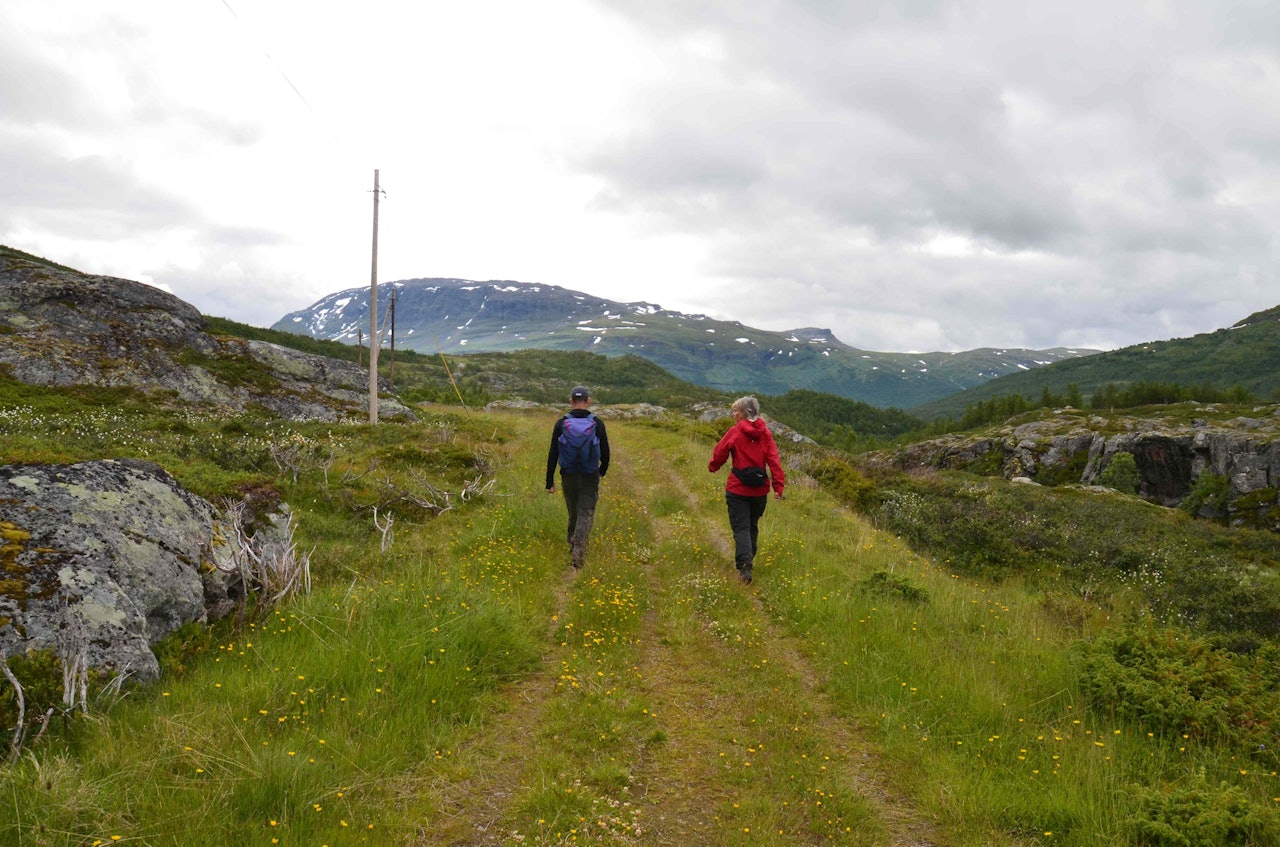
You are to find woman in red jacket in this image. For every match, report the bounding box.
[708,396,785,584]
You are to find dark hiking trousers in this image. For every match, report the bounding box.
[726,491,768,568]
[561,471,600,567]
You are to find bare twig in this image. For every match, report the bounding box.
[461,476,496,502]
[1,657,25,765]
[373,507,394,554]
[340,458,380,485]
[214,498,313,615]
[374,471,454,516]
[56,605,90,714]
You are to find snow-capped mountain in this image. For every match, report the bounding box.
[272,277,1095,408]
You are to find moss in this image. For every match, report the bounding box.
[1035,450,1090,487]
[1,522,32,543]
[960,447,1005,477]
[175,349,282,392]
[1235,487,1278,511]
[1,521,33,603]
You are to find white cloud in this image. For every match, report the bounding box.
[2,0,1279,352]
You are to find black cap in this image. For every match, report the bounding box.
[570,385,590,400]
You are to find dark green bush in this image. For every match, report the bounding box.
[1232,488,1280,531]
[1127,778,1278,847]
[152,621,216,679]
[1099,452,1141,494]
[1181,473,1231,519]
[0,651,60,728]
[1033,449,1090,486]
[857,570,929,604]
[1078,625,1280,764]
[805,457,877,510]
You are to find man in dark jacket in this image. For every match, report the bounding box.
[708,395,784,584]
[546,385,610,569]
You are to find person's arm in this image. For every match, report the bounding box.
[765,432,785,498]
[546,418,563,490]
[708,429,734,472]
[596,417,610,478]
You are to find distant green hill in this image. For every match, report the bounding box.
[911,305,1280,420]
[208,315,729,409]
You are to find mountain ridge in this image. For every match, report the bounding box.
[273,277,1097,409]
[911,302,1280,419]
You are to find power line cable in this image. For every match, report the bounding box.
[215,0,356,157]
[218,0,317,114]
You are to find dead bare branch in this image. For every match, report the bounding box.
[55,608,90,714]
[340,458,380,485]
[461,475,496,502]
[1,657,24,765]
[373,507,394,554]
[215,498,313,615]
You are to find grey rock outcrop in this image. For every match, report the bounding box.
[0,460,255,680]
[0,257,414,421]
[876,406,1280,527]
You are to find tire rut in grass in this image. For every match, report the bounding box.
[409,417,941,845]
[405,414,575,846]
[630,435,944,846]
[410,578,574,846]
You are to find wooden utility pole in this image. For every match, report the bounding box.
[368,169,383,424]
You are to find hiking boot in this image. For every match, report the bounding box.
[570,542,585,569]
[741,561,752,584]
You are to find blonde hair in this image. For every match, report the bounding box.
[733,396,760,421]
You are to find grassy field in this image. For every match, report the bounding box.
[2,395,1279,846]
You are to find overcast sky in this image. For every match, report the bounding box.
[3,1,1278,352]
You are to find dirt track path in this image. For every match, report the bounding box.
[410,417,945,846]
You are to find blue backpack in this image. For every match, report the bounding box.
[558,413,600,474]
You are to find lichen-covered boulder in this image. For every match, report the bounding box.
[0,459,236,680]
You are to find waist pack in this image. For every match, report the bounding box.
[732,466,769,488]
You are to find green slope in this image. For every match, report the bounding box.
[912,305,1280,420]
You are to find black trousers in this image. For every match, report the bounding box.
[726,491,768,567]
[561,472,600,553]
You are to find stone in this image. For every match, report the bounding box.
[0,460,247,680]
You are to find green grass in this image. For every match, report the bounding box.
[3,386,1280,845]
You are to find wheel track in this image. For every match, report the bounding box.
[405,416,945,845]
[622,432,945,847]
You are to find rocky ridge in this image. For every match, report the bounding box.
[0,256,413,421]
[877,404,1280,528]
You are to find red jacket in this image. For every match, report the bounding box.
[709,416,785,496]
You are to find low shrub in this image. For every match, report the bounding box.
[1127,776,1278,847]
[1180,472,1231,519]
[839,468,1280,641]
[1078,625,1280,764]
[805,456,877,510]
[856,570,928,604]
[1099,452,1141,494]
